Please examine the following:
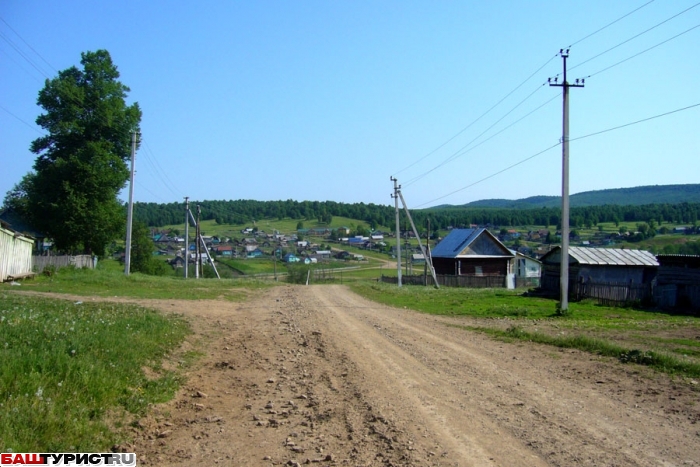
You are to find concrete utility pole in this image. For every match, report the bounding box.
[549,49,584,312]
[391,177,402,287]
[184,197,189,278]
[124,131,138,276]
[196,205,201,278]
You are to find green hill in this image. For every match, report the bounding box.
[442,184,700,209]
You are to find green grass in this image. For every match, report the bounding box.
[0,293,191,451]
[3,260,273,300]
[159,216,383,240]
[349,282,700,378]
[463,325,700,378]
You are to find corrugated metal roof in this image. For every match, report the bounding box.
[431,228,480,258]
[568,246,658,266]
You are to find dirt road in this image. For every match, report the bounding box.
[127,285,700,466]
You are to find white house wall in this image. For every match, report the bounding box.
[0,227,34,282]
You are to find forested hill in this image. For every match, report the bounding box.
[133,196,700,233]
[439,184,700,209]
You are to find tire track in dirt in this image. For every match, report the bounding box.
[54,284,698,466]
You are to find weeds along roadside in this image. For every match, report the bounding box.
[0,292,191,452]
[349,282,700,380]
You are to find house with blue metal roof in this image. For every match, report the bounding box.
[430,228,514,277]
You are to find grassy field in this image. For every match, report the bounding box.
[8,260,272,300]
[0,293,190,452]
[349,282,700,378]
[159,216,382,240]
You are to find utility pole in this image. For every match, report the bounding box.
[184,197,189,279]
[549,49,584,312]
[124,131,137,276]
[391,177,402,287]
[195,205,201,279]
[397,189,440,288]
[424,219,430,285]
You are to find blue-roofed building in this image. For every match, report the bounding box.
[430,228,514,277]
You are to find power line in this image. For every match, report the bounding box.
[571,1,700,72]
[570,102,700,142]
[415,102,700,208]
[0,47,44,84]
[392,53,558,178]
[394,0,666,182]
[415,143,561,208]
[0,104,43,134]
[404,82,549,187]
[0,16,56,73]
[139,140,183,199]
[406,93,559,189]
[584,23,700,79]
[135,179,168,203]
[568,0,656,47]
[0,30,51,79]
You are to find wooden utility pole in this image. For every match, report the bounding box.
[124,131,137,276]
[391,177,402,287]
[549,49,584,312]
[184,197,189,279]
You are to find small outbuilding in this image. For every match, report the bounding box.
[0,220,35,282]
[653,255,700,311]
[539,246,658,294]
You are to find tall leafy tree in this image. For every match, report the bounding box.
[24,49,141,255]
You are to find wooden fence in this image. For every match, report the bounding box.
[32,255,95,273]
[0,226,35,282]
[381,274,507,288]
[571,280,653,306]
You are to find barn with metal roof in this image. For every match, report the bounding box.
[539,246,658,294]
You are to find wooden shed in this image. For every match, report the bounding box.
[653,255,700,311]
[540,246,658,296]
[0,221,35,282]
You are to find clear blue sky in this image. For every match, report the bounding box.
[1,1,698,209]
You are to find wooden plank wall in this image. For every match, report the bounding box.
[381,274,507,288]
[0,227,35,282]
[32,255,95,273]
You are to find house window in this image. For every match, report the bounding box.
[475,266,483,276]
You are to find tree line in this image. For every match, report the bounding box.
[134,199,700,233]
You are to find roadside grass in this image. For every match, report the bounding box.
[460,325,700,378]
[349,282,700,378]
[4,260,273,300]
[0,293,191,452]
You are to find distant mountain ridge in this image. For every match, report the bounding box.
[433,184,700,209]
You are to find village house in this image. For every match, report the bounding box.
[430,228,514,278]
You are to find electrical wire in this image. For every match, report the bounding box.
[406,93,560,189]
[392,53,559,178]
[415,142,561,208]
[415,102,700,208]
[139,140,183,199]
[570,102,700,143]
[1,18,184,207]
[394,0,666,183]
[135,179,168,203]
[583,23,700,79]
[0,104,42,134]
[568,0,656,47]
[570,1,700,72]
[0,16,56,74]
[404,82,548,187]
